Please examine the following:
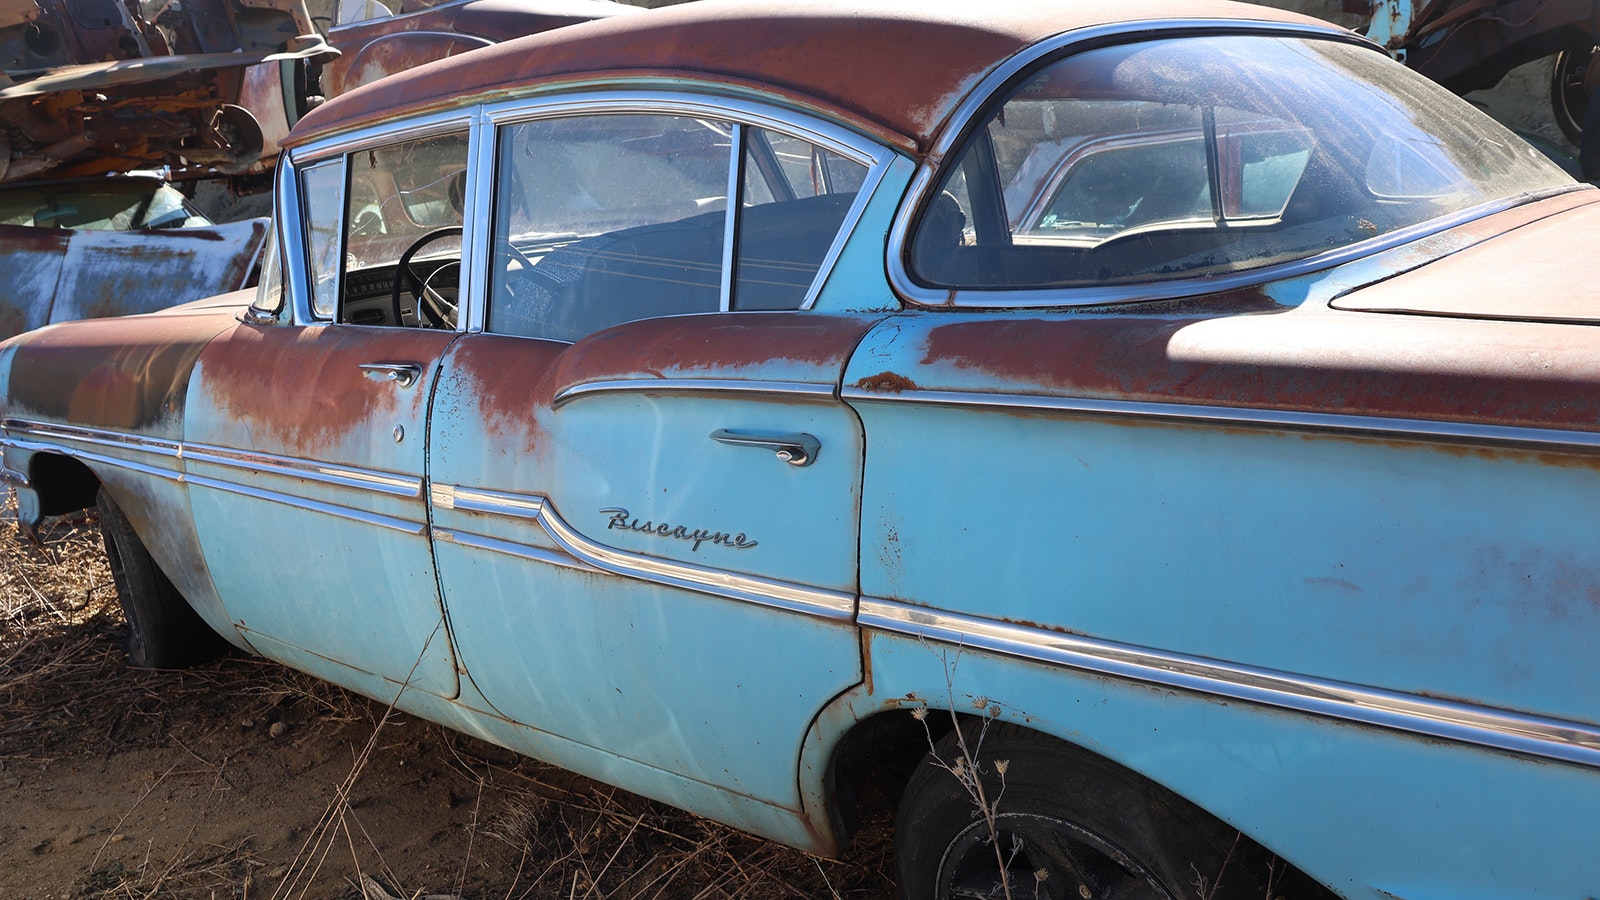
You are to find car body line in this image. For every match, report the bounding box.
[432,483,858,620]
[840,387,1600,453]
[551,379,838,410]
[859,597,1600,770]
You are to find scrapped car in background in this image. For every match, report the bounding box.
[0,172,265,337]
[5,1,1600,897]
[0,0,332,182]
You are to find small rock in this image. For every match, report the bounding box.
[268,721,289,738]
[241,718,255,729]
[108,834,124,844]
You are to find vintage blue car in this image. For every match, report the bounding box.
[4,0,1598,896]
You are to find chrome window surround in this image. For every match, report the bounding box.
[473,90,894,330]
[861,598,1600,770]
[280,110,481,327]
[279,93,895,333]
[885,20,1585,309]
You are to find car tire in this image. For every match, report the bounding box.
[895,722,1305,900]
[96,487,227,669]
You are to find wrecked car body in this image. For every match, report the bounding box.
[5,1,1600,897]
[0,173,264,336]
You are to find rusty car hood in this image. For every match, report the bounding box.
[1332,192,1600,324]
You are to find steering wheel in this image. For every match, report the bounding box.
[392,226,463,328]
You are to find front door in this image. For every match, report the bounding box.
[185,126,472,699]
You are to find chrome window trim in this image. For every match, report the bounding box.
[477,90,895,329]
[552,379,837,410]
[883,19,1584,309]
[840,387,1600,454]
[859,597,1600,769]
[464,105,497,334]
[719,122,743,313]
[287,110,479,166]
[433,483,857,620]
[480,91,886,169]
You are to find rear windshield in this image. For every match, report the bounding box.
[908,34,1573,291]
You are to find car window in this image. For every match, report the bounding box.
[488,114,866,340]
[302,131,469,326]
[0,181,211,230]
[735,127,867,311]
[909,34,1571,291]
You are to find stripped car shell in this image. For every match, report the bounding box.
[0,173,266,337]
[5,1,1600,897]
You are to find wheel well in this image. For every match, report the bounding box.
[29,453,101,517]
[828,711,1337,898]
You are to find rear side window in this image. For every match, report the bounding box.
[908,34,1571,291]
[487,114,867,342]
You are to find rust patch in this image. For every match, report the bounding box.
[193,324,457,458]
[442,333,565,450]
[5,306,239,436]
[917,307,1600,435]
[551,313,886,387]
[853,371,917,394]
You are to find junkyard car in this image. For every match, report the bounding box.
[0,173,267,336]
[5,1,1600,896]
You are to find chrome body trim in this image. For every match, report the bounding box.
[1,436,182,483]
[840,387,1600,453]
[796,156,891,311]
[0,462,30,487]
[3,421,182,459]
[288,109,479,166]
[185,472,426,535]
[553,379,836,409]
[882,19,1585,309]
[433,527,601,574]
[433,483,857,620]
[859,597,1600,769]
[183,441,424,497]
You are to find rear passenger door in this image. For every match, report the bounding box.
[428,96,891,809]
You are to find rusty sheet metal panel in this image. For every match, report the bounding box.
[0,217,265,339]
[289,0,1333,155]
[1332,195,1600,321]
[3,297,243,438]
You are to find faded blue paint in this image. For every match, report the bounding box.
[812,633,1600,899]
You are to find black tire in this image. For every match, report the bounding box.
[96,487,227,669]
[896,722,1318,900]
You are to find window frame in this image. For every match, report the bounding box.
[885,19,1583,309]
[275,93,894,333]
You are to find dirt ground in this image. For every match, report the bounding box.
[0,512,895,900]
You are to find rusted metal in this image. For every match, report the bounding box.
[3,297,244,435]
[0,218,266,339]
[290,0,1329,157]
[908,294,1600,433]
[1372,0,1600,93]
[192,324,455,457]
[0,0,333,181]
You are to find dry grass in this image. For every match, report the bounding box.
[0,502,894,899]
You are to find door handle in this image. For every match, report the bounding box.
[710,429,820,467]
[359,362,422,388]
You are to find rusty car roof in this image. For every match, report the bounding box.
[288,0,1339,155]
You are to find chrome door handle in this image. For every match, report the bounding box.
[710,429,820,467]
[359,362,422,388]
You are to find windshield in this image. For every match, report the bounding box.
[0,180,211,230]
[909,34,1574,291]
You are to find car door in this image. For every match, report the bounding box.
[184,127,472,700]
[428,100,889,807]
